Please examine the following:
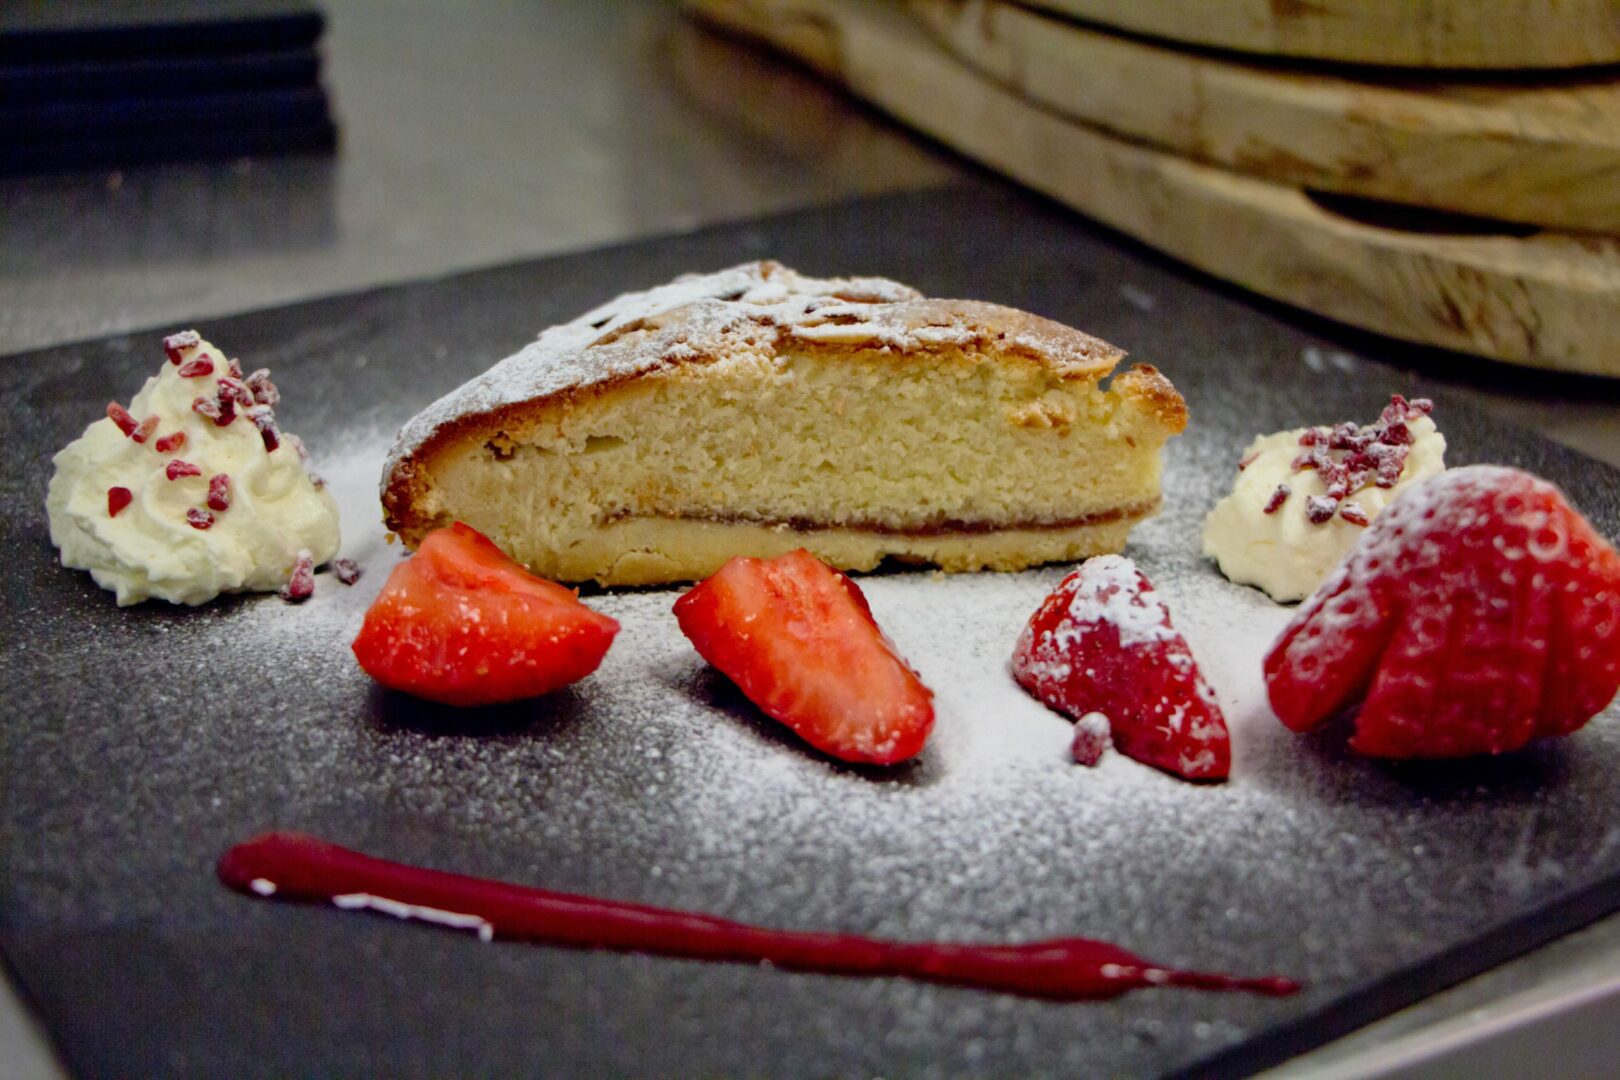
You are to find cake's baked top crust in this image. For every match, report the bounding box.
[382,261,1131,490]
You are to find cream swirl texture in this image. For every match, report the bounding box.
[1202,412,1445,603]
[46,333,340,606]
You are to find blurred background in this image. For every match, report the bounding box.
[3,2,1619,1077]
[1,1,950,350]
[3,0,1618,466]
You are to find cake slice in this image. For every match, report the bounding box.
[380,261,1186,586]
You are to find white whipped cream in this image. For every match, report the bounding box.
[1201,414,1445,603]
[46,333,340,606]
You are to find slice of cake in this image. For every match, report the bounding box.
[380,261,1186,586]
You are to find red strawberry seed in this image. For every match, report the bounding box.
[166,459,202,480]
[176,357,215,378]
[154,431,186,454]
[186,507,215,530]
[107,487,133,517]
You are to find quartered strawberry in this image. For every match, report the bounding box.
[1012,556,1230,781]
[352,523,619,707]
[673,549,934,765]
[1265,466,1620,758]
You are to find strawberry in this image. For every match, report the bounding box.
[1012,556,1230,781]
[352,523,619,707]
[1265,466,1620,758]
[673,549,934,765]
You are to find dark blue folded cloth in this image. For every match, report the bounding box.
[0,0,323,63]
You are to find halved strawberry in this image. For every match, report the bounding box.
[673,549,934,765]
[1012,556,1230,781]
[352,523,619,707]
[1265,466,1620,758]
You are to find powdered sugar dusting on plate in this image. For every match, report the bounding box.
[577,553,1298,877]
[230,429,396,653]
[241,432,1296,802]
[185,429,1325,969]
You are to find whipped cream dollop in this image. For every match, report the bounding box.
[46,331,340,606]
[1202,397,1446,603]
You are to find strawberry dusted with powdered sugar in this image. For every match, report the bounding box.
[1012,556,1230,781]
[674,549,935,766]
[353,523,619,706]
[1265,466,1620,758]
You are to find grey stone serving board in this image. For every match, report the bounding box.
[3,182,1618,1079]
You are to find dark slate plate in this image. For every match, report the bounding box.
[4,87,332,139]
[0,119,338,176]
[0,48,321,100]
[3,182,1619,1080]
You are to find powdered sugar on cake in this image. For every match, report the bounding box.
[381,261,1126,492]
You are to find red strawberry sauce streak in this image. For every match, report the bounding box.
[220,832,1298,1001]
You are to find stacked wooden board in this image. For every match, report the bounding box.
[1,1,336,174]
[684,0,1620,376]
[1022,0,1620,69]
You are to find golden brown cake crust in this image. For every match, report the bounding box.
[1112,363,1189,433]
[381,261,1187,581]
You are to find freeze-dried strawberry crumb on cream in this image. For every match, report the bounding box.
[46,331,339,606]
[1202,395,1447,603]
